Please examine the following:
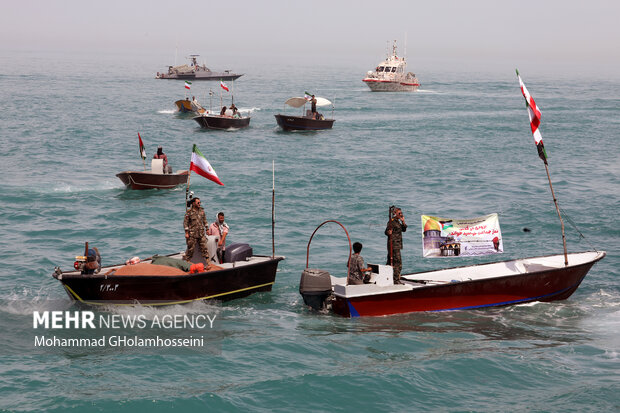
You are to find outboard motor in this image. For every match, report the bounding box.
[299,268,332,311]
[223,243,253,263]
[74,243,101,275]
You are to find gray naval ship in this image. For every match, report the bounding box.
[156,55,243,81]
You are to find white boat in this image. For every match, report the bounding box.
[362,40,420,92]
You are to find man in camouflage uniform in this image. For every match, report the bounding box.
[348,242,372,285]
[385,207,407,284]
[183,197,210,263]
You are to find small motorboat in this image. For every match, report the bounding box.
[156,55,242,81]
[52,239,284,306]
[299,221,606,317]
[175,98,206,114]
[193,81,251,130]
[275,96,335,131]
[117,159,188,190]
[302,250,605,317]
[193,113,250,130]
[362,40,420,92]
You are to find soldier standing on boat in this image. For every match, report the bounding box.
[385,206,407,284]
[183,197,210,264]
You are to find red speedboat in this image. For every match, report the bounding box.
[301,248,605,317]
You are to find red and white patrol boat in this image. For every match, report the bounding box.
[362,40,420,92]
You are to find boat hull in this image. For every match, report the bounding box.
[362,78,419,92]
[116,171,189,190]
[332,251,605,317]
[193,115,251,130]
[54,256,284,306]
[274,114,335,131]
[158,73,242,81]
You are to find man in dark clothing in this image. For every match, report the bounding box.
[385,207,407,284]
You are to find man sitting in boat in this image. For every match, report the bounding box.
[191,96,204,113]
[153,146,172,174]
[220,106,228,116]
[183,197,210,264]
[207,212,229,263]
[229,104,240,118]
[348,242,372,285]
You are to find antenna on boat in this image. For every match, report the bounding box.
[404,32,407,61]
[272,160,275,258]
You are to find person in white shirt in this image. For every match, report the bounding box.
[207,212,229,262]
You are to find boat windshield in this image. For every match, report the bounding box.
[378,66,385,72]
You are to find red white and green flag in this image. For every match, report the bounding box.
[190,144,224,186]
[138,132,146,160]
[220,81,229,92]
[184,81,192,90]
[516,69,547,164]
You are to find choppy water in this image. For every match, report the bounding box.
[0,51,619,412]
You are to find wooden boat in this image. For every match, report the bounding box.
[116,170,188,190]
[175,98,206,114]
[193,113,250,130]
[193,81,251,130]
[52,243,284,306]
[117,159,188,190]
[275,97,335,131]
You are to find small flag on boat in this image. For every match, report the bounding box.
[304,91,312,100]
[190,144,224,186]
[185,81,192,90]
[516,69,547,164]
[138,132,146,160]
[220,81,229,92]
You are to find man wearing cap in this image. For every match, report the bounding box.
[183,197,210,264]
[385,207,407,284]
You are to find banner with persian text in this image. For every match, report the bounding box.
[421,213,503,258]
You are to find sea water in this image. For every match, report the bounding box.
[0,50,618,411]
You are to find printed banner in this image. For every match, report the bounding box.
[421,213,503,257]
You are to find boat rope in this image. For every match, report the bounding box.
[127,174,182,189]
[559,207,599,252]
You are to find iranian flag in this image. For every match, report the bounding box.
[138,132,146,160]
[304,91,312,100]
[190,144,224,186]
[220,81,229,92]
[517,69,547,164]
[185,81,192,90]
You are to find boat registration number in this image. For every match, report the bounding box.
[100,284,119,292]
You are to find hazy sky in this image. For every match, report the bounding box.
[2,0,619,72]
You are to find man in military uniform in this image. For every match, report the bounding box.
[348,242,372,285]
[183,197,210,263]
[385,207,407,284]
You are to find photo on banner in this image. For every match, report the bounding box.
[421,213,503,257]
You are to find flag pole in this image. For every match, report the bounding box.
[185,144,194,212]
[544,163,568,266]
[517,69,568,266]
[272,160,275,258]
